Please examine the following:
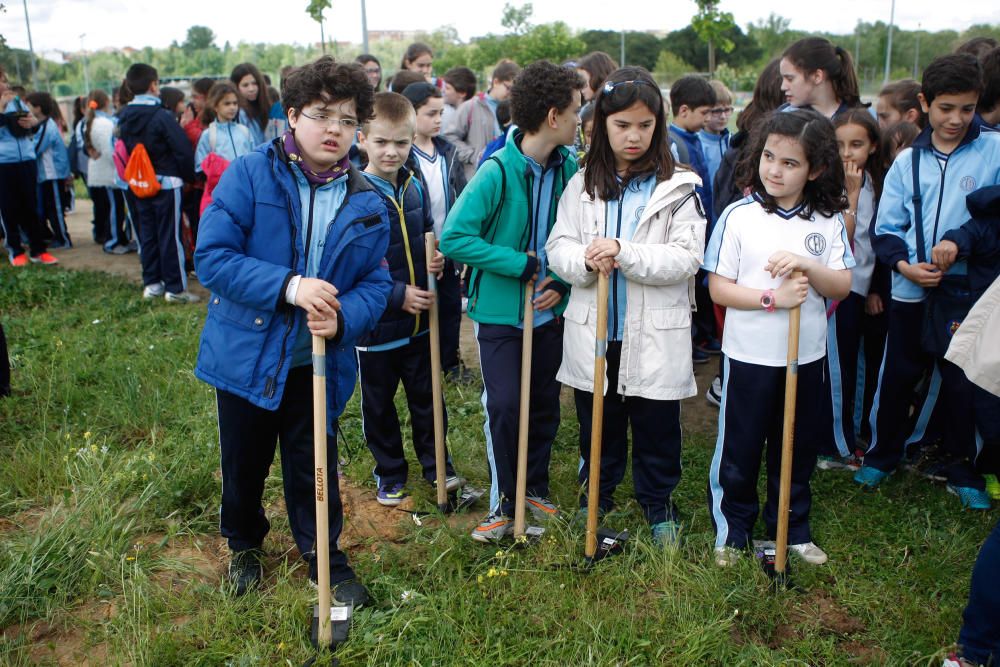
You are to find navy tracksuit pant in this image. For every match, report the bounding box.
[438,259,463,373]
[958,518,1000,665]
[132,187,186,293]
[863,300,982,489]
[574,341,682,525]
[0,160,48,259]
[37,180,71,247]
[708,357,826,548]
[91,187,132,251]
[357,334,455,487]
[476,320,562,517]
[216,365,354,584]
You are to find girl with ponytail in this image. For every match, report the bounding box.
[780,37,864,118]
[86,89,132,253]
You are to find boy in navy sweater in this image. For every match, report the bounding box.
[117,64,197,302]
[356,92,464,506]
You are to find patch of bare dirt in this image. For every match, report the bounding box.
[2,599,115,666]
[0,507,46,535]
[150,534,228,591]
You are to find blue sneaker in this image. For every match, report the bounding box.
[947,484,991,510]
[376,482,408,507]
[651,520,682,548]
[692,346,710,365]
[696,338,722,355]
[854,465,889,489]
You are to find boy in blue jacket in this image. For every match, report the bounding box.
[857,54,1000,509]
[117,64,197,303]
[356,92,463,506]
[194,57,392,606]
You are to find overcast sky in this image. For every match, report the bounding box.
[3,0,999,53]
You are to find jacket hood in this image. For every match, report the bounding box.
[116,104,159,137]
[967,184,1000,222]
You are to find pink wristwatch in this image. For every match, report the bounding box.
[760,289,776,313]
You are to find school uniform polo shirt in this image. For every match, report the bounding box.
[703,194,855,367]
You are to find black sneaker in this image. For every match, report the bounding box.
[333,579,370,608]
[227,548,264,596]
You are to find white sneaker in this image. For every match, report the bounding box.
[790,541,828,565]
[714,545,741,567]
[142,282,165,299]
[437,475,465,492]
[705,376,722,408]
[165,290,202,304]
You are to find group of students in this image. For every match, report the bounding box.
[5,32,999,662]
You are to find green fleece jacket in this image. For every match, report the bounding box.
[439,132,578,325]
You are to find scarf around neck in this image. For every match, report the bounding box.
[281,130,350,186]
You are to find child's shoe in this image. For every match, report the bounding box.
[854,465,889,489]
[227,548,264,596]
[789,541,828,564]
[947,484,991,510]
[432,475,465,493]
[165,290,202,304]
[471,512,512,542]
[983,474,1000,500]
[375,482,408,507]
[692,346,710,365]
[705,375,722,408]
[651,520,682,548]
[332,579,370,608]
[28,252,59,265]
[142,282,165,299]
[9,253,29,267]
[526,496,559,521]
[714,545,741,567]
[816,455,862,471]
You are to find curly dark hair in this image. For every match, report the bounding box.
[509,60,584,134]
[282,56,375,124]
[736,109,847,219]
[584,67,674,201]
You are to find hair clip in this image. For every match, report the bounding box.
[602,79,654,96]
[88,100,99,109]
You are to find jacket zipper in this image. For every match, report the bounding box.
[265,190,301,399]
[612,189,624,341]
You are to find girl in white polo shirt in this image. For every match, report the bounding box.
[703,109,854,567]
[547,67,706,547]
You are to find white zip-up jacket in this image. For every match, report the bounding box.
[547,169,706,400]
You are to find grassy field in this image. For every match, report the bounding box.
[0,265,995,666]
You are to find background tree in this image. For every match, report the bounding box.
[501,2,533,36]
[691,0,736,75]
[305,0,331,54]
[181,26,216,54]
[579,30,663,71]
[663,25,760,72]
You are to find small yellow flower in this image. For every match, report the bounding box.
[278,642,286,651]
[90,444,98,453]
[126,556,135,561]
[64,433,71,441]
[142,473,148,481]
[84,431,92,440]
[494,550,503,559]
[477,574,484,584]
[487,567,498,578]
[62,455,68,462]
[500,569,508,577]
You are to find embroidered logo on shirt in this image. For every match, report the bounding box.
[960,176,976,192]
[804,233,826,256]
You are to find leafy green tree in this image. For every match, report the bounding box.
[578,30,664,71]
[691,0,736,75]
[501,2,533,36]
[653,51,695,85]
[306,0,331,54]
[182,26,216,54]
[664,25,760,72]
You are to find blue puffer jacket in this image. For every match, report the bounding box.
[194,140,393,427]
[358,167,433,346]
[33,118,71,182]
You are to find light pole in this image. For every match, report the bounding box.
[883,0,896,84]
[361,0,369,54]
[80,33,91,95]
[22,0,39,89]
[620,29,625,68]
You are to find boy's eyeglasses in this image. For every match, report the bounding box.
[602,79,655,95]
[299,111,359,130]
[708,106,734,116]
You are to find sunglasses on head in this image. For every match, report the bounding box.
[602,79,655,96]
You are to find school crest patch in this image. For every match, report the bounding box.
[804,233,826,256]
[960,176,976,192]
